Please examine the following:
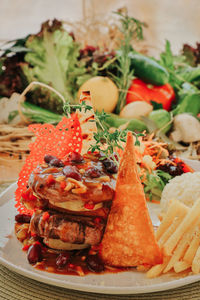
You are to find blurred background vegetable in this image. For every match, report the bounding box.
[129,52,169,85]
[120,101,153,119]
[78,76,118,112]
[148,109,172,134]
[170,114,200,143]
[126,79,175,111]
[103,113,148,132]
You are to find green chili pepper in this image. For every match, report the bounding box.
[128,52,169,86]
[105,113,148,132]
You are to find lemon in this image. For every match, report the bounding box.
[78,76,118,112]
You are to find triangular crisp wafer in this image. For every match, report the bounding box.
[100,132,162,267]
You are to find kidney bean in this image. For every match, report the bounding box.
[50,158,64,168]
[86,254,104,273]
[68,152,84,163]
[102,159,118,174]
[63,165,81,181]
[44,154,56,163]
[44,154,64,167]
[27,243,43,264]
[15,214,31,223]
[56,253,70,268]
[85,167,101,178]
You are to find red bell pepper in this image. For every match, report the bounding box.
[21,188,37,201]
[126,78,175,111]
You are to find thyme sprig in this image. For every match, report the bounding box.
[63,101,144,166]
[113,9,146,114]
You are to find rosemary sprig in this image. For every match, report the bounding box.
[113,9,146,114]
[63,101,144,166]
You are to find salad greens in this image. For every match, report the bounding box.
[143,170,172,200]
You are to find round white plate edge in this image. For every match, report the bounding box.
[1,254,200,295]
[1,167,200,295]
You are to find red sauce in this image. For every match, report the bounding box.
[33,247,130,276]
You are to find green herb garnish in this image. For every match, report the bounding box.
[64,100,143,166]
[113,9,145,114]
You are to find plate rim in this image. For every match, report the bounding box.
[1,182,200,295]
[1,253,200,295]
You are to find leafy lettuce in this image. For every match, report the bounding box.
[22,20,87,111]
[143,170,172,201]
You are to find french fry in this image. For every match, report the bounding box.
[163,224,196,273]
[156,200,188,241]
[183,226,200,264]
[174,261,191,273]
[163,199,200,256]
[192,245,200,274]
[146,199,200,278]
[158,215,185,247]
[147,257,170,278]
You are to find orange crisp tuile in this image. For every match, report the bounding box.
[100,132,162,267]
[15,115,82,215]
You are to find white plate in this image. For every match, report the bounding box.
[0,163,200,295]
